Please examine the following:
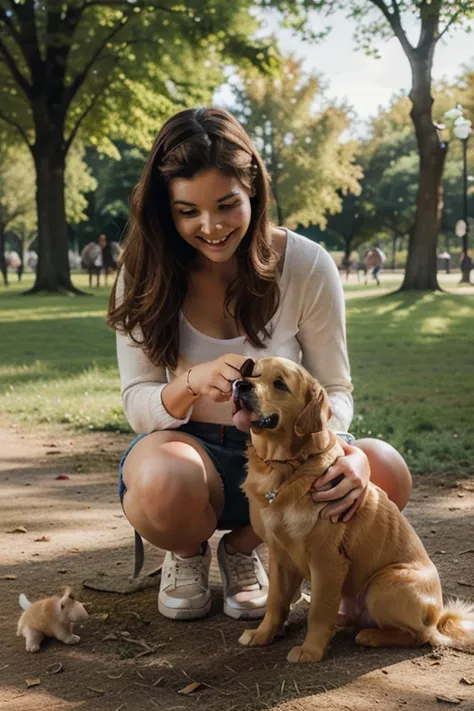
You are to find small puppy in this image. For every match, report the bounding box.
[233,357,474,663]
[17,587,89,652]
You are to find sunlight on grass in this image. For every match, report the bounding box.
[419,316,452,335]
[1,273,473,477]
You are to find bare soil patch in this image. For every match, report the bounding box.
[1,423,473,711]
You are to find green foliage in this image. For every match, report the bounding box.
[0,141,97,254]
[72,142,147,247]
[232,56,362,228]
[0,143,36,239]
[0,0,277,151]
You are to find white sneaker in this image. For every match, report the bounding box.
[158,544,211,620]
[217,536,268,620]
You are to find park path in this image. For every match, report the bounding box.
[0,422,473,711]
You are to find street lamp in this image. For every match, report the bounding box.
[453,116,472,282]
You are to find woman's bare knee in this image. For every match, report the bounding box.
[355,438,412,511]
[122,432,221,549]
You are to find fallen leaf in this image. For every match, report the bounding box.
[178,681,203,695]
[457,581,474,588]
[57,569,68,574]
[46,663,63,675]
[106,671,125,680]
[7,526,27,534]
[34,536,50,542]
[460,678,474,685]
[3,574,17,580]
[25,679,41,688]
[436,696,461,705]
[458,549,474,556]
[55,474,70,480]
[87,687,105,694]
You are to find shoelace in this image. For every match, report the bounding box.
[226,552,260,590]
[170,554,206,585]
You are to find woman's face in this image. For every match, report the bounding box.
[169,167,252,265]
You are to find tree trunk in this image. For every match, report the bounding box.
[0,225,8,286]
[25,128,84,295]
[400,53,446,291]
[391,233,397,271]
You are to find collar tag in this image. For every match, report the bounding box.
[265,490,277,504]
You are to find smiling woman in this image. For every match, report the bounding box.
[105,106,411,626]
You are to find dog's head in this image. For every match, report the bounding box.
[59,587,89,623]
[233,357,332,457]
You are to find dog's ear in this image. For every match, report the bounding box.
[294,386,332,442]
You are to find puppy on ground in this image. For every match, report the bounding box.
[17,587,89,652]
[233,357,474,663]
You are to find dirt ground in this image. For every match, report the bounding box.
[1,422,473,711]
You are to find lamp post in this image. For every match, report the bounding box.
[453,116,472,283]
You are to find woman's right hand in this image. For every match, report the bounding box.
[187,354,250,403]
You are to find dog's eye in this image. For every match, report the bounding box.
[273,378,289,392]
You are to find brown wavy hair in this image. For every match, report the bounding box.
[107,107,280,371]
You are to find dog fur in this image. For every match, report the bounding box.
[17,587,89,652]
[236,357,474,663]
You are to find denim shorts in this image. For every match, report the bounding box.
[118,421,250,530]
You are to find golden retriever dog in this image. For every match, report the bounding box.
[232,357,474,663]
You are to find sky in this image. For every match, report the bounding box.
[217,8,474,132]
[276,9,473,124]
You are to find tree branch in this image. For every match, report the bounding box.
[65,78,112,150]
[64,14,131,108]
[0,109,32,151]
[0,6,23,47]
[369,0,415,57]
[438,8,466,42]
[0,40,31,95]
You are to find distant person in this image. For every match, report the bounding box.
[81,234,117,287]
[365,247,385,286]
[97,234,117,287]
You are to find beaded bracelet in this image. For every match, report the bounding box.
[186,367,198,397]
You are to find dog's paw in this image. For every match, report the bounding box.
[238,627,275,648]
[65,634,80,645]
[355,629,378,647]
[26,643,40,653]
[287,644,324,663]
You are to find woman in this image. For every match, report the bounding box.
[107,107,411,622]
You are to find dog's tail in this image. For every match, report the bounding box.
[19,593,31,611]
[427,599,474,650]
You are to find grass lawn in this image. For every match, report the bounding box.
[1,271,473,477]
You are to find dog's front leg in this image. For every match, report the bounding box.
[287,554,349,663]
[239,545,302,649]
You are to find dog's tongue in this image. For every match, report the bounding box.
[232,403,253,432]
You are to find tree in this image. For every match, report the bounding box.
[325,193,371,261]
[304,1,474,290]
[0,140,96,286]
[232,57,362,228]
[0,141,36,285]
[0,0,276,293]
[71,141,147,251]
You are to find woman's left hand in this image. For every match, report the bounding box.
[311,441,370,523]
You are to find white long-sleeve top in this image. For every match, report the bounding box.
[116,230,354,434]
